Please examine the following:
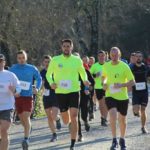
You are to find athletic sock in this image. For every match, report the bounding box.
[70,139,76,147]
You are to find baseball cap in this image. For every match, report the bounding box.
[0,54,6,60]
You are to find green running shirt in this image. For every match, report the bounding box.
[46,54,87,94]
[90,62,103,89]
[102,61,134,100]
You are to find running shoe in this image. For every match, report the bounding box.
[78,135,84,142]
[22,139,29,150]
[110,138,118,150]
[56,118,61,130]
[119,138,127,150]
[70,146,75,150]
[141,127,148,134]
[133,112,140,117]
[50,133,57,142]
[101,117,108,127]
[89,113,94,121]
[84,121,90,132]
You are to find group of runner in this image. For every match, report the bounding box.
[0,39,149,150]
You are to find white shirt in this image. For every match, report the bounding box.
[0,70,20,111]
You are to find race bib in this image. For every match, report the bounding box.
[59,80,72,89]
[109,84,121,94]
[0,82,9,93]
[135,82,146,90]
[43,89,50,96]
[20,81,31,90]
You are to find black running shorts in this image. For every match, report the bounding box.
[105,97,129,116]
[56,92,80,112]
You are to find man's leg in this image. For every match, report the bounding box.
[109,108,117,138]
[141,106,146,127]
[61,111,70,125]
[18,113,25,127]
[21,111,32,138]
[118,113,127,139]
[133,104,140,117]
[140,106,148,133]
[80,94,90,132]
[109,108,119,150]
[0,120,11,150]
[69,108,78,148]
[99,97,108,126]
[45,108,56,133]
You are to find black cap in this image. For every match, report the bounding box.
[0,54,5,60]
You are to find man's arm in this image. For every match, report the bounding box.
[46,59,57,89]
[78,59,89,86]
[33,66,42,92]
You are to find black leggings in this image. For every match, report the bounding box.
[78,91,90,136]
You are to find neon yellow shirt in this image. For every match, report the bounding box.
[90,62,103,89]
[102,61,134,100]
[46,54,87,94]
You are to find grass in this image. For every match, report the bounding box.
[34,91,46,118]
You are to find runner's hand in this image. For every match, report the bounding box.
[33,88,39,94]
[103,84,108,90]
[114,83,122,89]
[83,81,90,87]
[50,83,57,90]
[9,85,16,93]
[14,93,20,97]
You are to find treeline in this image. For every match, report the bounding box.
[0,0,150,65]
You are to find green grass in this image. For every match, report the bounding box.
[34,91,46,118]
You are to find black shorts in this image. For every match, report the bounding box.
[43,95,59,109]
[95,89,105,100]
[105,97,129,116]
[132,92,149,107]
[56,92,80,112]
[0,109,14,122]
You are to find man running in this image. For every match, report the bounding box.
[130,51,150,134]
[46,39,89,150]
[0,54,20,150]
[40,55,61,142]
[90,50,108,126]
[9,50,42,150]
[88,56,95,68]
[78,55,95,142]
[129,52,136,68]
[102,47,135,150]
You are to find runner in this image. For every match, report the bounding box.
[90,50,108,126]
[88,56,95,68]
[9,50,42,150]
[102,47,135,150]
[89,56,97,113]
[46,39,89,150]
[129,52,136,67]
[130,51,150,134]
[78,55,95,142]
[0,54,20,150]
[40,55,61,142]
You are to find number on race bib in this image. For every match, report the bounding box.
[109,84,121,94]
[135,82,146,90]
[20,81,31,90]
[59,80,72,89]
